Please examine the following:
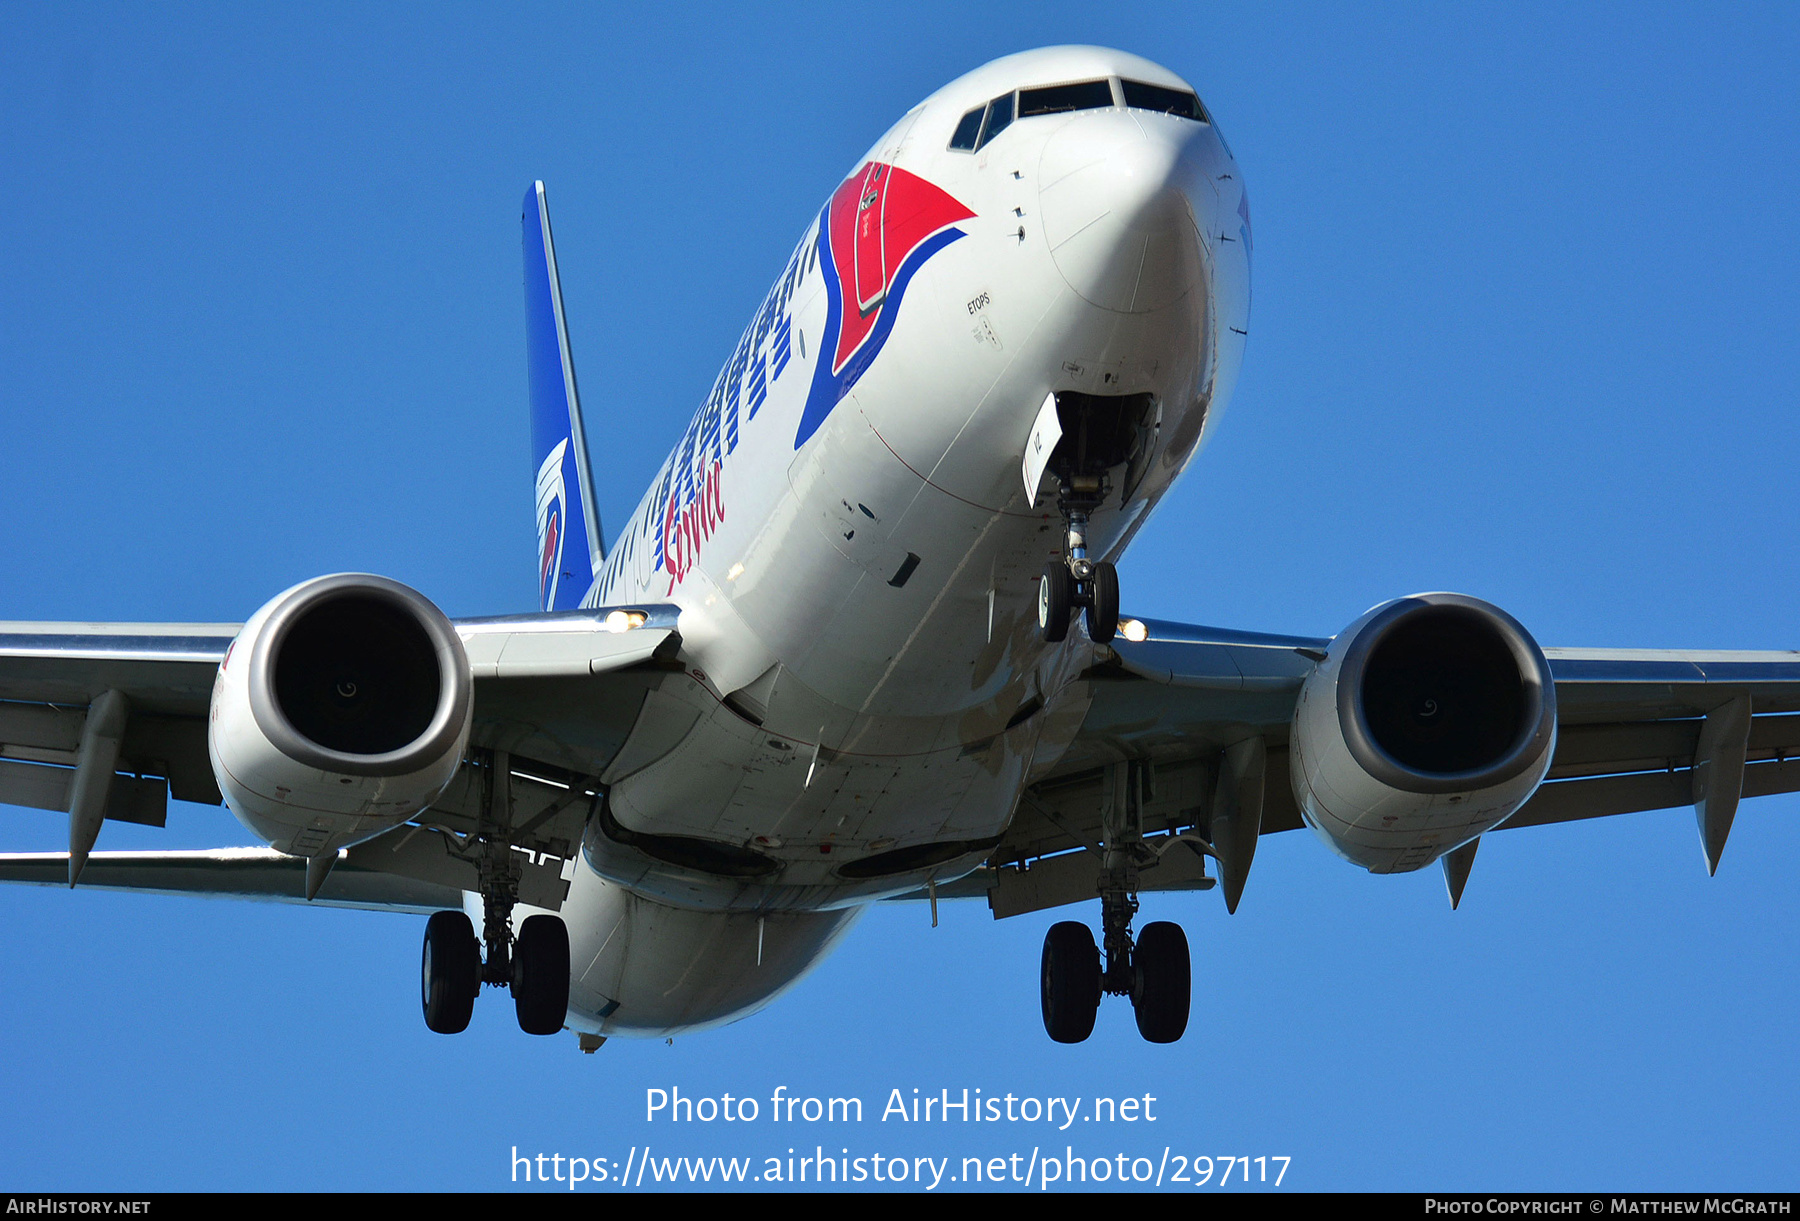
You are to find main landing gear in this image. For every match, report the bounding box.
[1038,759,1191,1044]
[1041,912,1190,1044]
[420,910,570,1036]
[420,749,571,1036]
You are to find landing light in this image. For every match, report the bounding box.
[603,610,647,633]
[1120,619,1148,643]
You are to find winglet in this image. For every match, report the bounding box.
[523,182,604,611]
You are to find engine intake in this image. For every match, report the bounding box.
[1291,593,1555,873]
[252,578,466,773]
[1341,597,1554,793]
[210,574,472,858]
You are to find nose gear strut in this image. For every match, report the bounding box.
[1034,388,1151,645]
[1039,472,1120,644]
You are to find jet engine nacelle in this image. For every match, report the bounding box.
[208,573,472,858]
[1289,592,1556,873]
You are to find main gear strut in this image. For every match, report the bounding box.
[1038,759,1190,1044]
[419,749,570,1036]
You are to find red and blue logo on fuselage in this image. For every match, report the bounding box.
[794,162,975,448]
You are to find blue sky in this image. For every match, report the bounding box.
[2,1,1798,1192]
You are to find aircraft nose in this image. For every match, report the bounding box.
[1037,113,1212,313]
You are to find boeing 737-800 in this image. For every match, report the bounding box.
[4,45,1798,1048]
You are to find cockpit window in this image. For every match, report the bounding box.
[1017,79,1114,118]
[954,76,1182,154]
[975,92,1014,149]
[949,106,984,151]
[1121,80,1208,122]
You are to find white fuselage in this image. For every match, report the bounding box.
[514,47,1251,1037]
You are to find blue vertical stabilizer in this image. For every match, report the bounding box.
[523,181,603,611]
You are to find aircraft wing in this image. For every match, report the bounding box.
[0,606,682,908]
[979,616,1800,917]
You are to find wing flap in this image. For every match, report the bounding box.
[0,759,167,826]
[344,821,571,911]
[1004,745,1305,873]
[889,837,1216,917]
[1547,713,1800,781]
[1501,756,1800,832]
[0,849,463,913]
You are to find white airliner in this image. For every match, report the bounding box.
[3,45,1798,1046]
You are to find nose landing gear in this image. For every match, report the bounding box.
[1032,389,1155,646]
[1039,488,1121,644]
